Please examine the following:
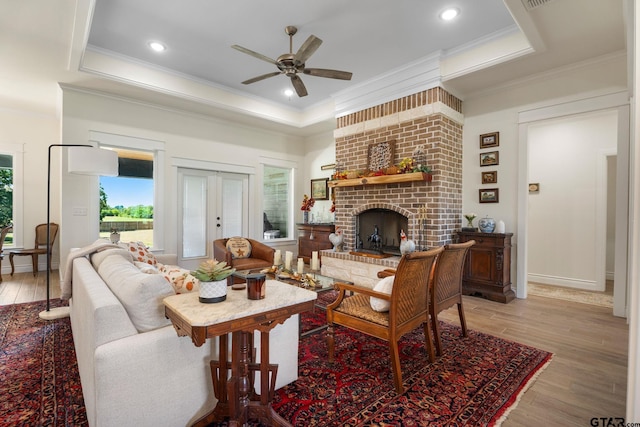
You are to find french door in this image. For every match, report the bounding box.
[178,168,248,266]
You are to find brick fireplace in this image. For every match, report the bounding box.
[331,87,464,254]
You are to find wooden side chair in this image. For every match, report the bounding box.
[430,240,475,356]
[326,246,443,394]
[0,223,13,282]
[9,223,59,276]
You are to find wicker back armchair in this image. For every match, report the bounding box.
[430,240,475,356]
[9,223,58,276]
[326,246,443,394]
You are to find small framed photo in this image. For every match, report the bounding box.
[479,188,499,203]
[480,132,499,149]
[311,178,329,200]
[482,171,497,184]
[480,151,499,167]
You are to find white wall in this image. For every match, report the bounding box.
[59,88,309,271]
[303,132,336,224]
[0,108,59,274]
[459,53,627,292]
[527,110,617,291]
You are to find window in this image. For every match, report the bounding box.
[100,148,154,247]
[0,143,23,248]
[263,165,292,240]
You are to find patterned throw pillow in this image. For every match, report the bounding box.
[225,237,252,259]
[123,241,157,266]
[158,264,200,294]
[370,275,394,312]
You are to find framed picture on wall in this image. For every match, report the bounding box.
[480,151,499,167]
[311,178,329,200]
[479,188,499,203]
[482,171,497,184]
[480,132,499,149]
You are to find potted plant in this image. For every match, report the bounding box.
[191,259,236,303]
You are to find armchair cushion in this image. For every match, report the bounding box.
[225,237,252,259]
[370,275,394,312]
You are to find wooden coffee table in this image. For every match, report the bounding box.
[164,280,316,427]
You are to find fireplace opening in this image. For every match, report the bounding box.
[355,209,409,256]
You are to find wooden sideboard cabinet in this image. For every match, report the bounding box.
[297,223,335,263]
[457,231,515,303]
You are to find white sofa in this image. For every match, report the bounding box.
[68,248,300,427]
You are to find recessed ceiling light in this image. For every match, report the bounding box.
[284,89,294,97]
[439,8,459,21]
[148,41,166,52]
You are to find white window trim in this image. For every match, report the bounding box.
[259,156,297,243]
[0,143,24,248]
[89,131,165,251]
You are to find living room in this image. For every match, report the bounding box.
[1,0,640,425]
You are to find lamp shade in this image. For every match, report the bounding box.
[68,146,119,176]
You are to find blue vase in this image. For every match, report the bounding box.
[478,217,496,233]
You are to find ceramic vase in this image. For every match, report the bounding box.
[478,216,496,233]
[303,211,309,224]
[199,279,227,303]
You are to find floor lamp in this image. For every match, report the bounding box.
[39,144,119,320]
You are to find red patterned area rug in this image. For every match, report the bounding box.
[273,320,553,426]
[0,299,88,427]
[0,298,552,427]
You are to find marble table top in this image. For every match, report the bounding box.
[163,280,317,327]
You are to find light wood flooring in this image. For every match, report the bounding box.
[0,271,628,426]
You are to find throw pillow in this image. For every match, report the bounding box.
[225,237,252,259]
[122,241,157,266]
[158,264,200,294]
[370,275,395,312]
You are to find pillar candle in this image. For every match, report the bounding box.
[311,251,319,270]
[297,258,304,273]
[274,250,282,266]
[285,251,293,270]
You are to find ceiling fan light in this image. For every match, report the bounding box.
[439,8,459,21]
[148,41,166,52]
[284,89,294,97]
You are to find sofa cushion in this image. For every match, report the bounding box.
[225,237,252,259]
[122,241,157,266]
[370,275,394,312]
[97,254,174,332]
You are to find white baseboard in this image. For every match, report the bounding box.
[527,273,600,291]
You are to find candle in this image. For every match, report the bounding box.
[311,251,319,271]
[274,250,281,266]
[285,251,293,270]
[297,258,304,273]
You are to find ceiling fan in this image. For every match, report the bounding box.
[231,26,353,97]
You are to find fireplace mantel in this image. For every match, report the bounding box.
[328,172,432,188]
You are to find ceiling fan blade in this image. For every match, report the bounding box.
[304,68,353,80]
[231,45,277,65]
[241,71,282,85]
[293,35,322,65]
[290,75,308,97]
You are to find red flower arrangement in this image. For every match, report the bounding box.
[300,194,315,211]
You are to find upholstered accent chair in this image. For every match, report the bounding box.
[326,247,443,394]
[213,237,275,284]
[430,240,475,356]
[9,222,58,276]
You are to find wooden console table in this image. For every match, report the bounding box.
[457,231,515,303]
[297,223,335,263]
[164,281,317,427]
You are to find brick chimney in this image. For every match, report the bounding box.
[332,87,464,251]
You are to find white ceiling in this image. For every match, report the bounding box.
[0,0,627,135]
